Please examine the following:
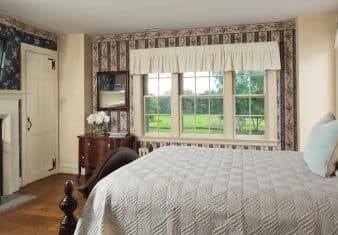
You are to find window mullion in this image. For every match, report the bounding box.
[171,73,180,136]
[133,74,144,136]
[224,72,233,139]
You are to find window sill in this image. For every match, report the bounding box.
[136,135,279,147]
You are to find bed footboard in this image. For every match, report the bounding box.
[59,180,77,235]
[59,147,141,235]
[78,147,140,198]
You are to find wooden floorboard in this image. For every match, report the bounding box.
[0,174,86,235]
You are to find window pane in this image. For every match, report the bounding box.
[159,77,171,96]
[183,77,195,95]
[210,98,223,115]
[235,97,249,115]
[146,77,158,96]
[182,98,194,114]
[210,76,223,94]
[251,116,265,135]
[250,71,264,94]
[158,115,171,132]
[235,71,250,94]
[251,97,264,115]
[183,115,195,133]
[145,115,158,133]
[235,116,265,135]
[195,115,209,134]
[196,97,209,114]
[235,117,250,135]
[145,97,157,114]
[210,115,223,134]
[196,77,209,95]
[158,97,171,114]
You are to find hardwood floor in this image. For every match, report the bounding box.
[0,174,86,235]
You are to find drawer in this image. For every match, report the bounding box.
[90,139,110,151]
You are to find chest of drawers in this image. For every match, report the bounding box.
[77,134,134,178]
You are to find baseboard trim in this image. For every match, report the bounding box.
[58,165,78,175]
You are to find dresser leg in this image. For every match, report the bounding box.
[77,166,81,183]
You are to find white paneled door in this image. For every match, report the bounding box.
[21,43,58,185]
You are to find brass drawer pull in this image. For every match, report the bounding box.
[81,156,85,160]
[107,143,110,148]
[87,143,90,146]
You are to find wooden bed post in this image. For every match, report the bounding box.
[59,180,78,235]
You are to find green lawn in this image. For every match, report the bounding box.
[146,115,265,135]
[146,115,223,134]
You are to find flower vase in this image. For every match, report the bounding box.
[92,124,104,136]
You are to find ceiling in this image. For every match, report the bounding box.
[0,0,337,35]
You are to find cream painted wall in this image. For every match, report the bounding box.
[336,31,338,116]
[297,13,337,151]
[58,33,91,173]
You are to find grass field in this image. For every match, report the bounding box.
[146,115,265,135]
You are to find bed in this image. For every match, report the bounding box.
[60,146,338,234]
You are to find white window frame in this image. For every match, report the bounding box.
[132,70,278,146]
[143,73,172,136]
[179,72,225,138]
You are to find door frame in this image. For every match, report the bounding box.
[20,43,58,186]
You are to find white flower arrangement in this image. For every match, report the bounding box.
[87,111,110,125]
[87,111,110,136]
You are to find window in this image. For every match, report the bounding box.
[135,70,277,143]
[234,71,265,136]
[181,72,224,134]
[144,73,172,134]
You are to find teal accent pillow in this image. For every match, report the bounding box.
[304,113,338,177]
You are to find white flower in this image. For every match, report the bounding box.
[104,116,110,123]
[87,112,110,125]
[86,114,96,124]
[98,111,106,117]
[95,114,104,124]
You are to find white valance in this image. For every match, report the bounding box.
[130,41,281,74]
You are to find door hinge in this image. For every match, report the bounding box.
[48,158,56,171]
[48,58,55,70]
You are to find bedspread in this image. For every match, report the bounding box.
[75,146,338,235]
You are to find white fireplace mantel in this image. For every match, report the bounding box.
[0,92,21,195]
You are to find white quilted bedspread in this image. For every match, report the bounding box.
[75,146,338,235]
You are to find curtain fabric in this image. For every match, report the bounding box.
[130,41,281,74]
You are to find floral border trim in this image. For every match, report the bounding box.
[92,20,295,42]
[0,14,56,42]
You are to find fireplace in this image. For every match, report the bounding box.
[0,118,2,202]
[0,97,20,197]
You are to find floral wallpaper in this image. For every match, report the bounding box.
[91,20,297,151]
[0,17,57,90]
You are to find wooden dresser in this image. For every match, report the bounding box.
[77,134,134,178]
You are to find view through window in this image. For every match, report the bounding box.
[143,70,266,137]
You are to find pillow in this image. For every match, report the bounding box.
[314,112,335,125]
[327,143,338,176]
[304,113,338,177]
